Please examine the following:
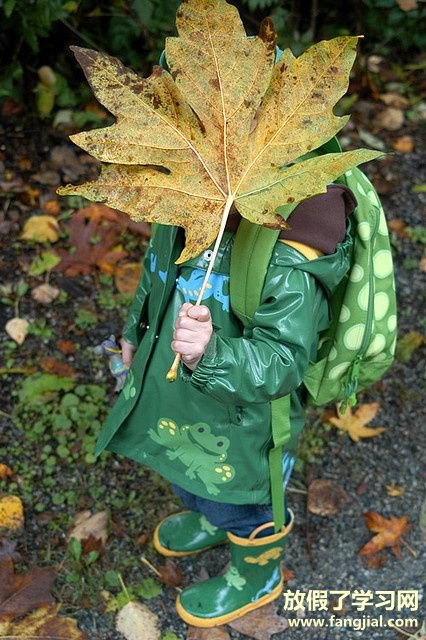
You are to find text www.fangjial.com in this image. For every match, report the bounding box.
[287,615,419,631]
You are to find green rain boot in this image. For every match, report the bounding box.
[175,509,295,627]
[153,510,228,557]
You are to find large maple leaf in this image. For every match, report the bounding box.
[57,0,381,267]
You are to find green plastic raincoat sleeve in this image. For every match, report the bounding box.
[180,256,329,405]
[121,240,153,347]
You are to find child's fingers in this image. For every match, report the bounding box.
[173,328,200,342]
[187,305,211,322]
[178,302,193,317]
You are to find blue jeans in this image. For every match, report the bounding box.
[171,452,294,538]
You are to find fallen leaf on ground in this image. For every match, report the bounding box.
[363,552,387,569]
[116,601,160,640]
[0,556,55,616]
[67,510,109,552]
[0,464,14,479]
[56,339,76,354]
[386,482,405,497]
[229,604,288,639]
[40,356,77,378]
[58,4,381,265]
[52,204,128,276]
[157,558,185,587]
[374,107,404,131]
[0,496,24,530]
[358,511,412,558]
[115,262,143,294]
[281,564,296,582]
[41,198,61,215]
[31,283,61,304]
[395,331,424,362]
[392,135,414,153]
[388,217,409,238]
[5,317,29,345]
[326,402,385,442]
[0,604,87,638]
[307,479,351,516]
[19,215,60,243]
[187,626,230,639]
[420,256,426,272]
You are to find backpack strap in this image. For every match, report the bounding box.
[229,136,342,532]
[230,217,294,533]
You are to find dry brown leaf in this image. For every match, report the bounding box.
[56,339,76,354]
[115,262,143,294]
[0,464,14,480]
[5,317,29,345]
[388,217,409,237]
[281,564,296,582]
[0,603,87,639]
[41,198,61,215]
[52,204,128,276]
[115,601,160,640]
[419,256,426,272]
[0,496,24,530]
[392,135,414,153]
[229,603,288,639]
[0,557,56,617]
[97,243,129,275]
[67,510,109,552]
[187,626,231,640]
[358,511,412,558]
[328,402,385,442]
[386,482,405,497]
[40,356,77,378]
[19,215,60,243]
[157,558,185,587]
[31,283,61,304]
[374,107,404,131]
[57,2,381,265]
[307,479,351,516]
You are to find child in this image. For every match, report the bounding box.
[95,172,356,626]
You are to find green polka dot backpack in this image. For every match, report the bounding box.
[230,137,397,413]
[230,136,397,531]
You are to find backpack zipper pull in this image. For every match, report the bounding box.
[340,354,362,414]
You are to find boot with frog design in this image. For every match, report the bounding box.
[153,510,228,557]
[175,509,294,626]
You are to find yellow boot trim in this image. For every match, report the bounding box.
[152,510,227,558]
[175,573,284,628]
[226,508,295,547]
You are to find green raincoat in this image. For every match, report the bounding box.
[94,219,353,505]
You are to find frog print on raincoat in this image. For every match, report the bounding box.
[148,418,235,496]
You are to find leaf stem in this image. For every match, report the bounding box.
[166,193,234,382]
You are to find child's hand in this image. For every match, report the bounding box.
[120,337,136,368]
[172,302,213,371]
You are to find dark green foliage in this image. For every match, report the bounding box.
[0,0,424,113]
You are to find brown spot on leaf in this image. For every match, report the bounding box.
[287,196,295,203]
[209,78,220,90]
[259,17,277,50]
[330,65,338,74]
[312,92,322,99]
